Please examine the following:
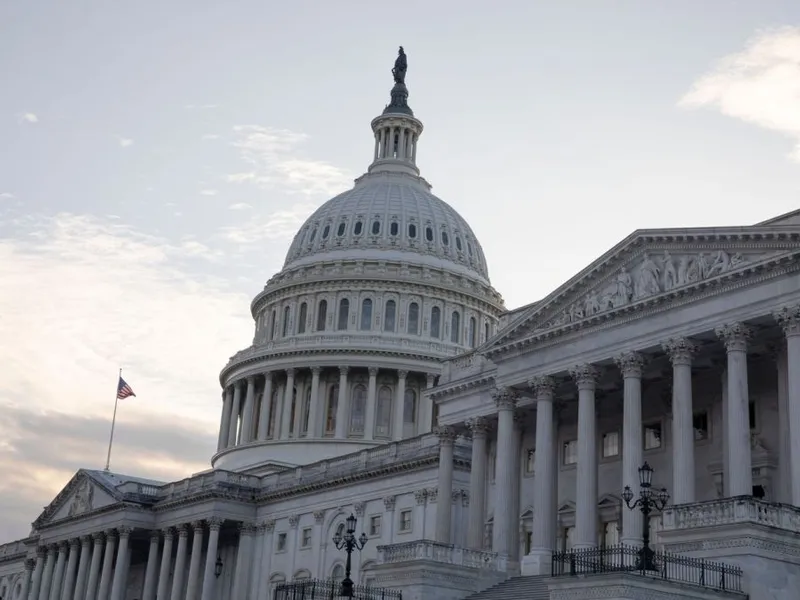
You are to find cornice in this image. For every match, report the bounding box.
[429,374,496,402]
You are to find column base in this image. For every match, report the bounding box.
[520,549,552,576]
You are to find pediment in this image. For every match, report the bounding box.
[34,470,120,528]
[488,228,800,353]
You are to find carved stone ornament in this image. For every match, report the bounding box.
[414,489,428,505]
[353,502,366,516]
[491,386,518,410]
[383,496,397,511]
[263,519,276,532]
[715,322,753,352]
[465,416,489,437]
[288,515,300,528]
[774,304,800,337]
[570,364,599,389]
[67,477,94,517]
[427,488,439,503]
[614,351,645,378]
[433,425,457,445]
[313,510,326,524]
[662,337,697,366]
[528,376,557,399]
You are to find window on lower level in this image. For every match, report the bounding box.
[749,401,757,430]
[563,440,578,465]
[399,510,412,532]
[644,423,662,450]
[693,411,709,441]
[600,521,619,548]
[301,528,312,547]
[525,449,535,474]
[276,533,287,552]
[602,432,620,458]
[369,515,382,537]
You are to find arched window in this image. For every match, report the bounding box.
[316,299,327,331]
[407,302,419,335]
[375,386,392,438]
[325,385,338,435]
[354,221,363,235]
[337,299,349,331]
[430,306,441,339]
[269,310,277,340]
[302,387,312,435]
[484,321,490,342]
[297,302,308,334]
[360,299,373,331]
[281,306,291,337]
[403,388,416,436]
[371,220,381,235]
[332,563,345,582]
[384,300,396,332]
[469,316,477,348]
[350,385,367,434]
[450,311,461,343]
[268,389,280,438]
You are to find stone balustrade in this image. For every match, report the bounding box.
[377,540,508,572]
[661,496,800,534]
[0,539,28,562]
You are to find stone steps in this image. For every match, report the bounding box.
[463,575,550,600]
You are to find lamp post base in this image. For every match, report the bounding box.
[340,577,355,597]
[635,546,657,572]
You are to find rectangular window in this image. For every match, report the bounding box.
[563,526,575,551]
[369,515,382,537]
[644,423,662,450]
[525,449,535,474]
[276,532,287,552]
[524,530,532,555]
[749,401,757,430]
[563,440,578,465]
[301,528,312,548]
[693,411,709,441]
[602,432,620,458]
[399,510,412,532]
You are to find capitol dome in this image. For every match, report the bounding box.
[212,50,505,474]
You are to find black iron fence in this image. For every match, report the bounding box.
[551,545,744,593]
[274,579,403,600]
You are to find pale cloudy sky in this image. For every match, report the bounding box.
[1,1,799,540]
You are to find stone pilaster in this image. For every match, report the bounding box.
[393,370,409,440]
[257,372,274,440]
[281,368,296,440]
[364,367,378,440]
[306,368,321,438]
[434,426,457,542]
[335,367,349,438]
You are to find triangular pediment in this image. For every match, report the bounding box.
[34,470,121,528]
[486,227,800,353]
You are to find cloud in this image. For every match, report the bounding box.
[215,204,316,246]
[0,192,15,201]
[227,125,352,196]
[679,26,800,162]
[19,113,38,124]
[185,104,219,110]
[202,134,220,140]
[200,189,219,196]
[228,202,251,211]
[116,136,134,148]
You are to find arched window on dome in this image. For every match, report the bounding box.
[301,386,311,436]
[425,226,434,242]
[407,302,419,335]
[337,299,350,331]
[337,222,346,237]
[456,236,463,252]
[349,384,366,435]
[375,386,392,438]
[268,388,280,438]
[408,223,417,239]
[269,309,277,340]
[354,220,363,236]
[467,241,473,256]
[325,384,338,436]
[450,311,461,344]
[360,299,373,331]
[316,300,328,332]
[322,224,331,239]
[309,227,317,243]
[298,302,308,334]
[403,388,417,438]
[384,300,396,332]
[390,221,399,236]
[441,231,450,247]
[282,306,291,337]
[430,306,441,339]
[469,316,477,348]
[371,220,381,235]
[484,321,490,343]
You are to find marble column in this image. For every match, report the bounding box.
[20,558,34,600]
[434,426,457,542]
[292,379,306,436]
[393,370,408,440]
[491,386,518,558]
[663,339,697,504]
[715,323,754,497]
[227,382,242,447]
[523,376,557,575]
[306,368,321,438]
[773,344,792,504]
[774,305,800,504]
[249,523,265,599]
[217,388,232,451]
[170,524,190,600]
[71,536,91,600]
[231,524,255,599]
[109,527,131,600]
[184,521,204,600]
[419,374,436,434]
[155,528,175,600]
[37,545,56,600]
[616,352,645,545]
[49,541,68,600]
[200,518,223,600]
[335,367,349,438]
[59,538,79,600]
[257,372,274,440]
[241,376,256,443]
[510,415,523,561]
[364,367,378,440]
[83,533,104,600]
[571,364,599,550]
[29,547,46,600]
[281,369,296,439]
[141,531,160,600]
[255,520,276,599]
[466,417,489,550]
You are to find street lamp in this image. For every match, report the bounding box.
[214,555,223,578]
[332,513,368,597]
[622,462,669,571]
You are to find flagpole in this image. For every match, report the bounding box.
[105,368,122,472]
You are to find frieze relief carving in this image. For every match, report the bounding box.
[68,477,94,517]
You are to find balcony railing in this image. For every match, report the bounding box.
[273,579,402,600]
[661,495,800,534]
[551,545,744,594]
[377,540,507,572]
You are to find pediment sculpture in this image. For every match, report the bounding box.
[67,477,94,517]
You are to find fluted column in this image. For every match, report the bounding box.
[83,533,104,600]
[571,364,599,550]
[109,528,131,600]
[774,305,800,504]
[241,376,256,443]
[419,374,436,434]
[434,426,457,542]
[255,521,276,599]
[393,370,408,440]
[20,558,34,600]
[170,525,190,600]
[335,367,349,438]
[141,532,160,600]
[37,545,56,600]
[364,367,378,440]
[156,528,175,600]
[217,388,232,451]
[200,518,223,600]
[231,524,255,599]
[257,372,274,440]
[523,376,557,575]
[29,547,46,600]
[227,383,242,447]
[491,387,518,558]
[716,323,754,496]
[71,536,91,600]
[306,368,321,437]
[184,521,204,600]
[466,417,489,549]
[615,352,645,546]
[60,538,79,600]
[663,338,697,504]
[281,369,296,439]
[49,541,68,600]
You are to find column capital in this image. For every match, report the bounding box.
[368,366,379,377]
[263,370,274,382]
[91,532,105,544]
[313,510,326,524]
[80,534,92,546]
[715,322,753,352]
[207,517,223,530]
[118,526,133,538]
[24,557,35,571]
[191,521,205,533]
[36,546,47,558]
[354,501,366,516]
[238,522,256,536]
[662,338,697,366]
[491,385,519,409]
[69,537,81,548]
[434,425,458,445]
[774,305,800,337]
[383,495,397,511]
[427,487,439,503]
[310,366,322,376]
[570,364,599,389]
[262,519,276,532]
[58,539,69,550]
[338,365,349,377]
[414,489,428,505]
[529,375,557,399]
[246,375,255,384]
[285,368,296,378]
[175,524,189,538]
[615,351,646,377]
[149,531,161,543]
[398,369,409,379]
[104,529,118,542]
[161,527,175,538]
[465,416,490,438]
[288,515,300,528]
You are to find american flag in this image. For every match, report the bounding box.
[117,377,136,400]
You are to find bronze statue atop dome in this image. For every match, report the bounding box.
[392,46,407,85]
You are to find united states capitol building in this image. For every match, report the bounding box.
[3,50,800,600]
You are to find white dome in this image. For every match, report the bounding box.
[284,172,491,283]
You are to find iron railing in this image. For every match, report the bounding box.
[551,544,744,593]
[273,579,402,600]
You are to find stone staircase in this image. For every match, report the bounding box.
[463,575,550,600]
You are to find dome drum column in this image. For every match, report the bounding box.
[392,370,408,441]
[307,367,323,438]
[364,367,379,440]
[280,369,295,440]
[335,367,350,438]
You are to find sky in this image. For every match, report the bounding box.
[1,0,799,540]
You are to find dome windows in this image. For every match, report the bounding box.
[360,298,373,330]
[371,220,381,235]
[430,306,441,339]
[408,224,417,239]
[337,299,350,330]
[450,311,460,344]
[316,300,328,332]
[467,241,473,256]
[390,221,399,236]
[407,302,420,334]
[425,226,434,242]
[384,300,397,332]
[441,231,449,246]
[455,236,463,252]
[337,222,347,237]
[322,224,331,239]
[309,228,317,243]
[298,302,308,334]
[354,221,363,236]
[282,306,291,337]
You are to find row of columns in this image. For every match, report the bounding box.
[374,125,418,163]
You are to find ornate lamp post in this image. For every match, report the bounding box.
[332,513,368,597]
[621,462,669,571]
